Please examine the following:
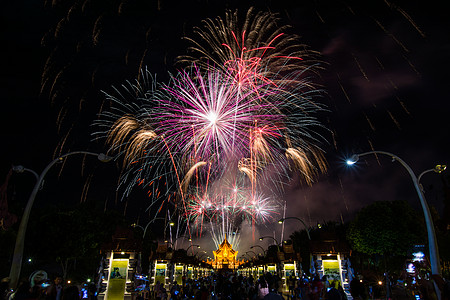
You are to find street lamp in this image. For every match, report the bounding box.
[243,252,253,260]
[173,234,192,249]
[418,165,447,190]
[278,217,311,240]
[346,150,445,278]
[186,244,200,255]
[175,235,192,242]
[246,251,257,259]
[259,236,279,244]
[250,245,267,256]
[9,151,112,290]
[132,223,145,230]
[195,250,207,260]
[11,166,39,183]
[259,236,281,251]
[164,241,175,249]
[132,217,166,239]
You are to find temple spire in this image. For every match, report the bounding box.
[210,236,242,270]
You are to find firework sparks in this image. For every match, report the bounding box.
[177,7,322,85]
[95,7,328,245]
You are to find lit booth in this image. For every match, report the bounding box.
[252,266,258,278]
[174,264,184,285]
[149,244,174,288]
[186,265,194,279]
[266,264,277,275]
[281,262,297,291]
[279,242,302,292]
[258,266,265,277]
[97,227,142,300]
[152,260,170,286]
[309,233,351,295]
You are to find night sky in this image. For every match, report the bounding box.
[1,0,449,252]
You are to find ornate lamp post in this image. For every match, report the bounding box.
[186,244,200,255]
[347,151,446,279]
[132,217,167,239]
[250,245,267,256]
[246,251,258,259]
[259,236,281,251]
[9,151,112,290]
[278,217,311,240]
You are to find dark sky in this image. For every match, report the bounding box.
[1,0,449,253]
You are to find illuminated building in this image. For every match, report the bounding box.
[208,236,243,270]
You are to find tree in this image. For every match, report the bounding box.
[25,201,126,281]
[346,200,427,299]
[347,200,425,257]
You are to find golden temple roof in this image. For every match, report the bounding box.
[209,236,243,270]
[213,236,237,256]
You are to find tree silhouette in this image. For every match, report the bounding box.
[347,200,425,257]
[25,202,126,280]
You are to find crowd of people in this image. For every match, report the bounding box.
[5,271,449,300]
[143,272,348,300]
[0,276,97,300]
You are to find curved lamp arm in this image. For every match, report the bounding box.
[347,150,442,277]
[278,217,311,240]
[9,151,112,290]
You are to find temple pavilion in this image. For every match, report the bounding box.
[207,236,243,271]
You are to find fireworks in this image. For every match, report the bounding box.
[94,7,328,247]
[177,7,323,88]
[186,184,277,225]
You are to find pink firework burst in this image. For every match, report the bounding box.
[153,65,283,165]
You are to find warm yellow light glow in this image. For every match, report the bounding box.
[210,237,242,270]
[435,165,447,173]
